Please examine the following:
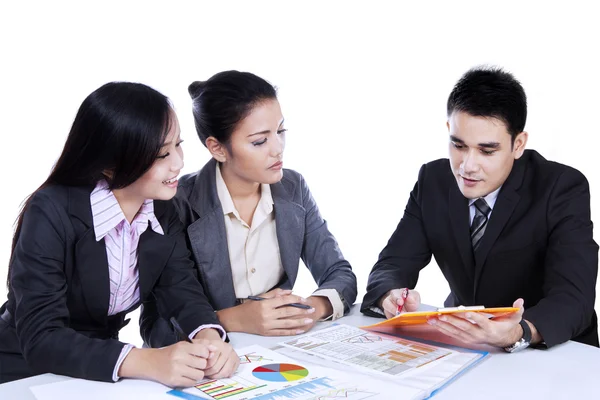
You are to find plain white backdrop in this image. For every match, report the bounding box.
[1,1,598,347]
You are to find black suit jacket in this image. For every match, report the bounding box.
[362,150,598,348]
[0,184,219,383]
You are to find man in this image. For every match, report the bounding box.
[362,66,598,351]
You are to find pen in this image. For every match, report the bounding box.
[247,295,312,310]
[170,316,193,343]
[395,288,409,316]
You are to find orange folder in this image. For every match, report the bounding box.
[361,306,519,329]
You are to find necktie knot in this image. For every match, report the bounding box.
[471,198,491,252]
[473,198,491,217]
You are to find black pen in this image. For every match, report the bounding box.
[170,317,193,343]
[247,295,312,310]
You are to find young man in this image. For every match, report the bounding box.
[362,67,598,351]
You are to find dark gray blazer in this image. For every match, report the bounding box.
[140,159,357,347]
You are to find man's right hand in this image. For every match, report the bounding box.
[217,288,317,336]
[380,288,421,319]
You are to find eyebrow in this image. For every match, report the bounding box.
[247,118,285,137]
[450,135,500,148]
[161,132,181,147]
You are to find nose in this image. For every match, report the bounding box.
[461,149,479,175]
[171,147,184,172]
[271,132,285,158]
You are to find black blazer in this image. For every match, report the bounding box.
[362,150,598,348]
[140,159,357,348]
[0,184,219,383]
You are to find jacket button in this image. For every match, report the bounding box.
[250,267,256,274]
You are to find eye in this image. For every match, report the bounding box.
[176,139,184,147]
[252,139,267,146]
[481,149,496,155]
[156,152,170,159]
[452,142,464,149]
[277,128,287,135]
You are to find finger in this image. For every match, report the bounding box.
[181,365,206,384]
[184,353,208,370]
[204,352,226,377]
[513,298,525,309]
[169,375,199,388]
[428,318,473,342]
[274,305,312,319]
[263,288,293,299]
[206,349,240,379]
[271,294,307,309]
[273,317,315,330]
[381,296,399,317]
[187,343,211,359]
[438,314,481,334]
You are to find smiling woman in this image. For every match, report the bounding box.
[0,82,239,386]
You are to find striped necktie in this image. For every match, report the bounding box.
[471,198,491,251]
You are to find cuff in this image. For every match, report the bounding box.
[312,288,344,321]
[189,324,227,341]
[112,344,135,382]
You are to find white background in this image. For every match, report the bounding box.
[1,1,598,347]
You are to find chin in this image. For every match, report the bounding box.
[263,170,284,184]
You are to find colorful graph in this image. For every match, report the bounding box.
[252,363,309,382]
[174,376,267,399]
[239,352,273,364]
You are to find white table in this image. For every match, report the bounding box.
[1,305,598,399]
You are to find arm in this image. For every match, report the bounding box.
[523,168,598,347]
[298,173,357,318]
[149,204,225,343]
[361,164,433,317]
[11,193,125,382]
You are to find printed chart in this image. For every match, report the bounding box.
[167,345,423,400]
[281,325,454,377]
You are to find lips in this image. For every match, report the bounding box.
[269,161,283,169]
[162,175,178,184]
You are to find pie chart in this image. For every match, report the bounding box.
[252,363,309,382]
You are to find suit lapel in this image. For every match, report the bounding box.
[472,156,527,297]
[272,181,304,286]
[187,160,236,310]
[448,183,476,283]
[69,186,110,324]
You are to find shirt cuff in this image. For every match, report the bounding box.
[368,306,386,317]
[312,289,345,321]
[112,344,135,382]
[188,324,227,341]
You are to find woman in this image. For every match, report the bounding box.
[0,82,238,385]
[141,71,357,344]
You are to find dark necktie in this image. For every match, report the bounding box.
[470,198,491,251]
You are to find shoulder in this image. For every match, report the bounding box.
[523,149,589,188]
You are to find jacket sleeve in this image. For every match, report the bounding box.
[141,203,222,347]
[298,174,358,314]
[523,167,598,347]
[361,164,433,317]
[11,193,126,382]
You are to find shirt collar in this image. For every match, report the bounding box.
[90,180,164,241]
[215,164,274,218]
[468,185,502,210]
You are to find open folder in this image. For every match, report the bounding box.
[361,306,519,329]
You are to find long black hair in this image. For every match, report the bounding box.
[7,82,173,286]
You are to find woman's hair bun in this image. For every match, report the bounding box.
[188,81,206,99]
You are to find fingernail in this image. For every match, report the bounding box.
[300,297,307,302]
[428,319,436,325]
[296,330,305,334]
[465,313,473,318]
[439,316,447,322]
[307,308,315,314]
[304,319,313,324]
